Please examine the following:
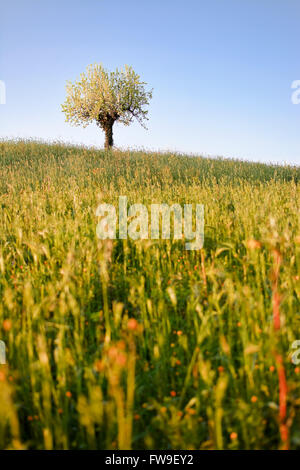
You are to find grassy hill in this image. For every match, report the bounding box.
[0,140,299,449]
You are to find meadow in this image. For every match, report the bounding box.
[0,139,299,450]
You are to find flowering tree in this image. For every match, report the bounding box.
[62,64,152,149]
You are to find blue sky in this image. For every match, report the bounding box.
[0,0,300,164]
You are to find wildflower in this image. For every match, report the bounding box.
[107,346,118,360]
[272,291,281,331]
[175,359,181,366]
[177,330,183,336]
[27,416,33,422]
[65,391,72,398]
[251,395,258,403]
[230,432,238,440]
[58,408,63,415]
[127,318,138,331]
[177,411,183,417]
[94,359,105,372]
[272,249,282,265]
[237,322,242,327]
[294,367,300,374]
[218,366,225,373]
[280,423,289,445]
[170,390,176,397]
[160,407,167,413]
[269,366,275,372]
[116,352,127,367]
[246,239,262,250]
[134,414,140,420]
[3,319,12,331]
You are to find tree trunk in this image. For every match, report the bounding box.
[104,121,114,149]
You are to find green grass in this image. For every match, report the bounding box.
[0,139,299,449]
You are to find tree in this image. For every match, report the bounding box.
[62,64,152,149]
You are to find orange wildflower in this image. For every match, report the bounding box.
[272,291,281,331]
[116,352,127,367]
[127,318,138,330]
[94,359,105,372]
[3,319,12,331]
[107,346,118,359]
[246,239,261,250]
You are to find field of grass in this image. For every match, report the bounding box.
[0,139,299,450]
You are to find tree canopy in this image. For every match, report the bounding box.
[62,64,152,148]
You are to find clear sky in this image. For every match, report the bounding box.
[0,0,300,164]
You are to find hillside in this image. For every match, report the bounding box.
[0,140,299,450]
